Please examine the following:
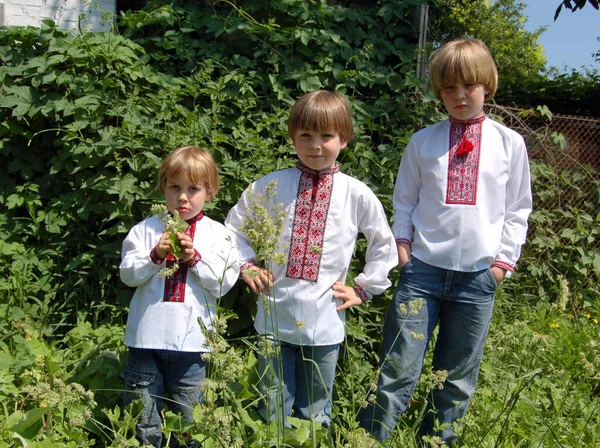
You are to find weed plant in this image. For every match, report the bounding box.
[0,1,599,446]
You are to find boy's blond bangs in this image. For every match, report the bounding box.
[288,90,355,143]
[157,146,220,198]
[429,39,498,100]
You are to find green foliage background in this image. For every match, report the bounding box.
[0,0,599,446]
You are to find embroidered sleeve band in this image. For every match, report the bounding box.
[395,238,412,246]
[354,285,369,303]
[150,246,165,264]
[240,260,258,272]
[491,260,514,272]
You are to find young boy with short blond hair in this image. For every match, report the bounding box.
[120,146,239,447]
[360,39,532,444]
[225,90,397,427]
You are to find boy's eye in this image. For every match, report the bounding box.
[169,185,180,190]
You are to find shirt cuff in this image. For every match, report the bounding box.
[150,246,165,264]
[240,259,258,272]
[353,285,370,303]
[395,238,412,247]
[182,249,202,267]
[491,260,515,278]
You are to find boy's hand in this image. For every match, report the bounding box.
[176,232,195,262]
[156,231,173,259]
[397,242,411,268]
[242,265,274,295]
[332,281,362,311]
[490,266,506,285]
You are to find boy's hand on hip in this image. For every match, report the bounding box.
[242,265,274,295]
[332,281,362,311]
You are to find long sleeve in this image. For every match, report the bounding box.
[120,217,164,287]
[188,224,240,297]
[493,136,532,272]
[224,186,259,266]
[356,190,398,298]
[392,136,421,243]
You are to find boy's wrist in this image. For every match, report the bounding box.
[353,285,369,303]
[240,260,258,272]
[181,250,202,267]
[150,246,165,264]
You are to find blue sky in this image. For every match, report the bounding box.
[523,0,600,72]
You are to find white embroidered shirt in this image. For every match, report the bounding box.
[393,116,532,273]
[120,213,239,352]
[225,163,397,346]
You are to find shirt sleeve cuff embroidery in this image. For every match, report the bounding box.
[240,260,258,272]
[182,250,202,267]
[354,285,370,303]
[395,238,412,246]
[150,246,165,265]
[491,260,514,272]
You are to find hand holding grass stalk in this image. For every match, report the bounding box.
[151,204,189,277]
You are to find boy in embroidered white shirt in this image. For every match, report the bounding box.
[359,39,532,444]
[225,90,397,428]
[120,146,239,447]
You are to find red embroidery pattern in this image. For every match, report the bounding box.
[286,163,338,282]
[163,213,203,302]
[446,117,484,205]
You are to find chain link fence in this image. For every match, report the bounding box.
[484,104,600,292]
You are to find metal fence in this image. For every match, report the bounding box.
[484,104,600,254]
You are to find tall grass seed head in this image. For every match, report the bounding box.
[240,180,287,266]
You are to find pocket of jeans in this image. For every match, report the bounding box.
[120,365,156,390]
[486,268,499,288]
[398,257,413,273]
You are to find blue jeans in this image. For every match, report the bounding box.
[121,347,206,447]
[359,257,497,444]
[257,339,340,428]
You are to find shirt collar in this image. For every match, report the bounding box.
[185,211,204,225]
[449,115,486,126]
[295,161,340,177]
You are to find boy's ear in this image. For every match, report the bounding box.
[340,140,348,150]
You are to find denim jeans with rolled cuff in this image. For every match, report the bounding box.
[121,347,206,447]
[359,257,497,445]
[257,339,340,429]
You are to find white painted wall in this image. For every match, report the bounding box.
[0,0,115,31]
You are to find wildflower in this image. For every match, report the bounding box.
[553,275,570,312]
[410,331,425,340]
[295,320,305,329]
[594,319,599,325]
[310,245,323,254]
[399,303,407,316]
[550,323,559,329]
[418,369,448,391]
[409,298,423,315]
[586,313,591,319]
[239,180,287,266]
